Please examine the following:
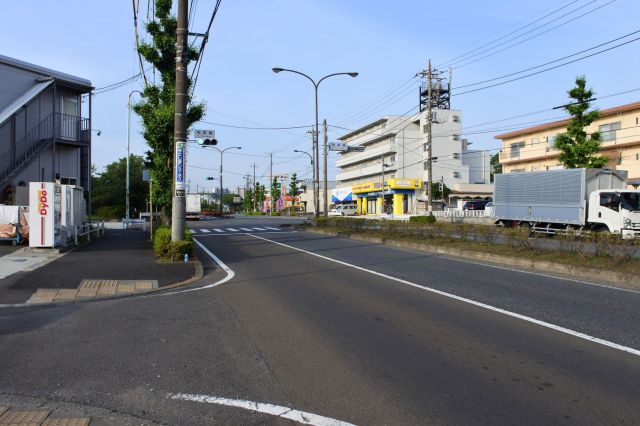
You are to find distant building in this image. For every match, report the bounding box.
[335,109,491,214]
[0,55,93,206]
[495,101,640,186]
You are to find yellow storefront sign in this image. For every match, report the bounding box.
[351,178,421,194]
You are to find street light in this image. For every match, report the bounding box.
[126,90,143,229]
[201,145,241,216]
[273,67,358,217]
[294,150,313,213]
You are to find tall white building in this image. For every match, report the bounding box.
[335,109,491,214]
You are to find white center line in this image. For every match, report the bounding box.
[213,229,224,232]
[248,234,640,358]
[167,393,355,426]
[226,228,240,232]
[252,227,267,231]
[264,227,280,231]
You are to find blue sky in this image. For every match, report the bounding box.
[3,0,639,192]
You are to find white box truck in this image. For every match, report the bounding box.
[186,194,202,220]
[494,169,640,238]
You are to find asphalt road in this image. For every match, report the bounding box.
[1,216,639,425]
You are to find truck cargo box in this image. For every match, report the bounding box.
[494,169,627,225]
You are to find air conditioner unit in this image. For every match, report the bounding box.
[453,171,461,178]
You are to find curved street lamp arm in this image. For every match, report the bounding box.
[317,72,358,87]
[272,68,317,88]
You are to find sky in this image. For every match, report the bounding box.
[2,0,640,193]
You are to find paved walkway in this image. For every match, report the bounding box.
[0,228,195,305]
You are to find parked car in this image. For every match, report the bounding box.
[328,204,358,216]
[484,201,494,217]
[462,200,489,211]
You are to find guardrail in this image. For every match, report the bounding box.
[73,221,105,245]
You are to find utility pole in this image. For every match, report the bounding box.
[269,152,274,214]
[306,129,316,215]
[252,163,257,212]
[380,154,386,214]
[323,119,328,217]
[426,59,433,213]
[171,0,188,241]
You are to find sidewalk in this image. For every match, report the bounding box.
[0,228,196,305]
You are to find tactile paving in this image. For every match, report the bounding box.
[42,418,91,426]
[0,409,50,424]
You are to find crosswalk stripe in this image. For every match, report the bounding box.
[189,228,198,233]
[200,229,211,233]
[226,228,239,232]
[252,227,267,231]
[265,227,280,231]
[213,229,224,233]
[239,228,253,232]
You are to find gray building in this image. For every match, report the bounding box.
[0,54,93,205]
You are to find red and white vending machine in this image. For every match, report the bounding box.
[29,182,62,247]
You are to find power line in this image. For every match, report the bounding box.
[197,120,311,130]
[452,34,640,97]
[190,0,222,94]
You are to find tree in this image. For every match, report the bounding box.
[554,76,608,168]
[288,173,299,199]
[271,176,281,202]
[133,0,205,218]
[243,187,254,212]
[92,156,147,218]
[490,153,502,182]
[255,182,266,209]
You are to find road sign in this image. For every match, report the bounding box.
[175,141,187,196]
[194,129,217,145]
[329,142,348,151]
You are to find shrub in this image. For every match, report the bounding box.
[409,215,436,224]
[153,226,193,261]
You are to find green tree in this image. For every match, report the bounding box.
[554,76,608,168]
[490,153,502,182]
[431,181,450,201]
[133,0,205,218]
[243,187,254,212]
[271,176,281,202]
[255,182,265,209]
[92,156,147,219]
[288,173,299,198]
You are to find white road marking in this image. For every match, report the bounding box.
[199,229,211,233]
[192,231,296,237]
[265,226,280,231]
[213,228,224,232]
[226,228,240,232]
[252,227,267,231]
[189,228,198,233]
[239,227,254,232]
[249,234,640,357]
[167,392,355,426]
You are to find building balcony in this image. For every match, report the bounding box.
[337,162,396,182]
[336,141,395,168]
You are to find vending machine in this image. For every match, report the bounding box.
[29,182,62,247]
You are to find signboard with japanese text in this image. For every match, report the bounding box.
[175,141,187,196]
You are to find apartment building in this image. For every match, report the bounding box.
[335,109,491,214]
[0,54,93,205]
[495,101,640,185]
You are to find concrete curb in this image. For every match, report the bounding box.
[308,228,640,291]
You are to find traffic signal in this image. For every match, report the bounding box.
[198,137,217,146]
[438,182,444,192]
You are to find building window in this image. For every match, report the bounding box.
[512,169,525,173]
[452,115,460,122]
[453,171,461,178]
[599,121,621,141]
[531,137,540,145]
[389,155,395,163]
[452,152,460,159]
[510,141,525,158]
[451,134,460,141]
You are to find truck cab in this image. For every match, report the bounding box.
[588,190,640,238]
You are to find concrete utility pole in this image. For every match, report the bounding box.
[323,119,328,217]
[171,0,188,241]
[426,59,433,212]
[252,163,257,212]
[269,152,274,214]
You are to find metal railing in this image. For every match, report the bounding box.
[0,113,90,183]
[72,221,105,245]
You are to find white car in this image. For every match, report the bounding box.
[328,205,358,216]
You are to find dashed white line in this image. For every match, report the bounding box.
[226,228,240,232]
[167,393,355,426]
[239,227,254,232]
[248,234,640,357]
[200,229,211,233]
[265,227,280,231]
[252,227,267,231]
[213,228,224,232]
